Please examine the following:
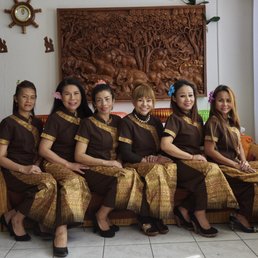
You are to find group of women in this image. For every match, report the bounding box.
[0,78,257,257]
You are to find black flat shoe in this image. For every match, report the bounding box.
[153,219,169,234]
[229,215,257,233]
[33,223,53,240]
[110,224,120,232]
[190,213,218,238]
[0,214,12,234]
[173,207,193,231]
[93,216,115,238]
[53,244,68,257]
[8,221,31,241]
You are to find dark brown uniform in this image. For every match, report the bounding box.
[75,114,143,212]
[205,115,258,219]
[41,108,90,226]
[118,111,177,219]
[0,113,56,229]
[164,113,235,211]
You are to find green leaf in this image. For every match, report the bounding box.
[206,16,220,24]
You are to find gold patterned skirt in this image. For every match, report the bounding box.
[181,161,237,209]
[88,166,143,213]
[2,169,57,229]
[125,162,177,219]
[43,162,91,226]
[219,163,258,215]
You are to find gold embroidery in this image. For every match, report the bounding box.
[41,133,56,142]
[205,135,218,142]
[89,117,117,160]
[56,111,80,125]
[10,115,39,147]
[164,128,176,138]
[0,139,9,145]
[74,135,89,144]
[128,114,159,151]
[118,136,132,144]
[182,115,202,130]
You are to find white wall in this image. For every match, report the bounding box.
[0,0,254,136]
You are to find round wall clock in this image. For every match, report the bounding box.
[4,0,42,34]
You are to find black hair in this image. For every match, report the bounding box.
[91,83,114,111]
[170,79,198,122]
[13,80,37,116]
[51,77,92,118]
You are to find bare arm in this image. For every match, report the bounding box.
[161,136,206,161]
[39,138,87,174]
[75,141,122,168]
[0,144,41,174]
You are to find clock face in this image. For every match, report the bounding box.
[14,5,31,22]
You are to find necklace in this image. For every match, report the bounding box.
[104,117,112,125]
[133,112,150,123]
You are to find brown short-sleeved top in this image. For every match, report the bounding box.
[0,113,43,165]
[118,112,163,157]
[163,113,203,157]
[205,115,240,161]
[41,108,81,162]
[75,113,121,160]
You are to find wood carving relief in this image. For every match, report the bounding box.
[57,6,207,100]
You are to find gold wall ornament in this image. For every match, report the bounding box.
[4,0,42,34]
[57,6,207,101]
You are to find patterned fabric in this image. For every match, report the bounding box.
[126,162,177,218]
[43,162,91,226]
[0,171,8,216]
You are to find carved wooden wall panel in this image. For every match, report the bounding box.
[57,6,206,100]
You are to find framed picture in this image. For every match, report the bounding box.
[57,6,206,101]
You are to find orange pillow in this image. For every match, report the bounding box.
[240,135,253,158]
[247,143,258,161]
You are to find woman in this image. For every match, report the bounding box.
[39,78,92,257]
[118,83,177,236]
[204,85,258,233]
[74,81,143,238]
[0,80,56,241]
[160,79,221,237]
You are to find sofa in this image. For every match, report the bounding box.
[1,108,258,229]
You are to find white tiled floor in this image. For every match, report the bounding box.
[1,224,258,258]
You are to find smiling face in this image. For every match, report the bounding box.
[14,87,36,116]
[94,90,114,115]
[214,90,233,118]
[61,84,82,113]
[172,85,194,113]
[133,96,154,116]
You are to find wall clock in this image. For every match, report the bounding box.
[4,0,41,34]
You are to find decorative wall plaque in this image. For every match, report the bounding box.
[57,6,206,101]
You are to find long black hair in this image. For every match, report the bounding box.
[51,77,92,118]
[170,79,198,122]
[13,80,37,116]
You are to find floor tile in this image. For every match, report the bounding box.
[68,227,104,247]
[198,240,257,258]
[235,230,258,240]
[104,244,153,258]
[149,225,195,244]
[151,242,204,258]
[105,225,150,246]
[67,246,103,258]
[192,224,241,242]
[0,232,15,249]
[244,239,258,255]
[0,249,10,258]
[5,248,52,258]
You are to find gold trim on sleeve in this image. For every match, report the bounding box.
[118,136,132,144]
[0,139,9,145]
[74,135,89,144]
[41,132,56,142]
[204,135,218,142]
[164,128,176,138]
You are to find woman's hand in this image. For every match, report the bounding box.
[105,160,123,169]
[191,154,207,162]
[20,165,42,174]
[66,162,88,174]
[234,160,256,173]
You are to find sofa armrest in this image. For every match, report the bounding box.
[247,143,258,161]
[0,170,8,216]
